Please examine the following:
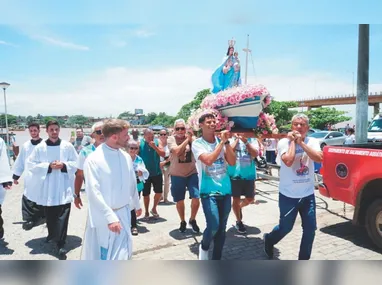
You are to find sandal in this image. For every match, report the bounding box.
[150,210,160,218]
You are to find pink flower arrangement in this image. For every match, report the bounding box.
[187,108,234,131]
[254,112,279,136]
[201,85,271,109]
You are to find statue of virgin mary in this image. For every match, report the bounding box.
[211,40,241,93]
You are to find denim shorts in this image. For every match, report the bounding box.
[171,173,200,202]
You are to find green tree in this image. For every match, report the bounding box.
[43,116,57,125]
[118,111,134,120]
[176,88,211,120]
[305,107,351,129]
[145,112,158,124]
[151,112,176,127]
[263,100,299,128]
[26,115,34,124]
[57,118,66,126]
[68,115,88,126]
[0,114,17,127]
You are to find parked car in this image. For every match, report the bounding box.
[307,128,321,135]
[279,128,320,135]
[308,131,346,149]
[368,113,382,143]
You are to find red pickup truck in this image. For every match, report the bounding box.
[319,144,382,249]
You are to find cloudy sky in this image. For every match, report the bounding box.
[0,0,381,120]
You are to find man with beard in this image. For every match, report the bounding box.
[82,119,142,260]
[27,120,78,259]
[72,127,92,154]
[12,122,45,230]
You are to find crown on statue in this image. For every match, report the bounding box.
[228,38,236,48]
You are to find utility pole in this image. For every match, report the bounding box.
[355,24,369,144]
[242,34,251,85]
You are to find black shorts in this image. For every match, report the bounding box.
[231,179,255,198]
[143,175,163,196]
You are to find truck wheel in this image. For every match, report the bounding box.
[365,199,382,249]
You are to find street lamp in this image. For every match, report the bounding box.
[0,82,10,163]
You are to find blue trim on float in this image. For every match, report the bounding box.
[230,116,259,129]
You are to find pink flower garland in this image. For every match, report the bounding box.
[254,112,279,136]
[187,108,234,131]
[201,85,271,109]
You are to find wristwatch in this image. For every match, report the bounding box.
[73,193,80,199]
[224,141,230,145]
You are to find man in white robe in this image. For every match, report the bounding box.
[12,122,45,230]
[82,119,142,260]
[27,120,78,259]
[0,137,13,240]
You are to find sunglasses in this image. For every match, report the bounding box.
[94,130,102,135]
[159,134,167,136]
[175,127,185,131]
[129,147,138,150]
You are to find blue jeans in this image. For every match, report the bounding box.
[201,195,231,260]
[268,193,317,260]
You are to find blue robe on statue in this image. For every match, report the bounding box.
[211,56,241,94]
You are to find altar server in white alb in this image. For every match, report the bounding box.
[12,122,45,231]
[27,120,78,259]
[82,119,142,260]
[0,137,13,240]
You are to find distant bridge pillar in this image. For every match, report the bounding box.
[371,103,380,116]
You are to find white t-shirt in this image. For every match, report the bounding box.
[160,145,170,162]
[192,137,231,196]
[278,137,321,198]
[344,134,355,145]
[264,138,277,151]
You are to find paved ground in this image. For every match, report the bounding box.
[1,177,381,260]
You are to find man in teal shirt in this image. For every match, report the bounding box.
[228,134,259,233]
[139,129,165,219]
[192,113,236,260]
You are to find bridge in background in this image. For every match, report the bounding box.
[296,91,382,115]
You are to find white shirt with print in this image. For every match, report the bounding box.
[278,137,321,199]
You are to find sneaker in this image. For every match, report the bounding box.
[235,221,247,234]
[131,227,139,236]
[179,221,187,233]
[263,233,274,259]
[23,221,34,231]
[189,219,200,233]
[199,244,209,260]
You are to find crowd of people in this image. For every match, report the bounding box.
[0,112,323,260]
